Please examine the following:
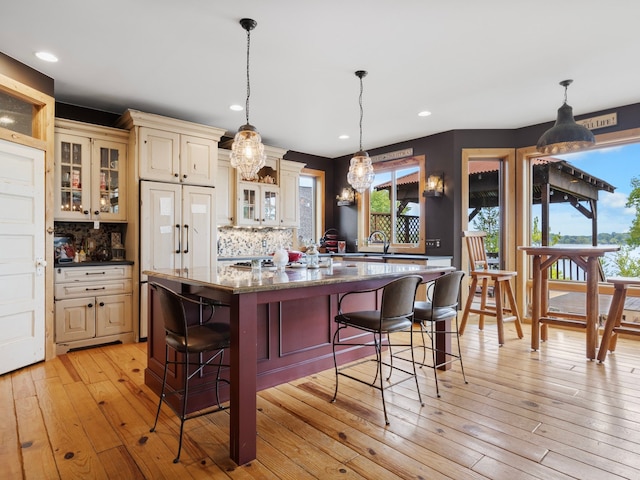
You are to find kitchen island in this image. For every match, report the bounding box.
[144,261,454,465]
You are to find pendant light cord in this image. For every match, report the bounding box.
[358,73,365,151]
[245,28,251,125]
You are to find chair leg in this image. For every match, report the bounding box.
[174,351,190,463]
[331,326,342,403]
[494,280,505,346]
[504,280,523,338]
[430,320,440,398]
[455,315,468,385]
[460,276,479,335]
[409,326,424,407]
[150,345,170,434]
[377,331,390,425]
[478,277,489,331]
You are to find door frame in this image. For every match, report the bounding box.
[461,148,517,308]
[0,71,55,360]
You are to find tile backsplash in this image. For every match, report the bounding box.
[217,227,293,257]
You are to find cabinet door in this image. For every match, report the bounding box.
[139,127,181,182]
[96,294,132,336]
[237,182,260,226]
[181,135,216,186]
[55,133,91,220]
[92,139,127,221]
[55,297,96,342]
[140,181,182,271]
[261,185,280,226]
[216,156,234,225]
[182,185,216,271]
[279,168,299,227]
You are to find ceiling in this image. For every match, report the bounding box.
[2,1,639,158]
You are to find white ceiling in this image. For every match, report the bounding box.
[2,1,639,158]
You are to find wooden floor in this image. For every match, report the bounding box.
[3,319,640,479]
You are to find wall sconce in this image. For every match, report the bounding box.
[424,173,444,197]
[336,187,356,206]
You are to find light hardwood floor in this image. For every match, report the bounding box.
[3,320,640,479]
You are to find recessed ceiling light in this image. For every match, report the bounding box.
[338,134,349,140]
[418,110,432,117]
[0,116,15,125]
[35,51,58,63]
[229,104,243,111]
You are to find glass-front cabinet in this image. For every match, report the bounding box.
[55,120,128,222]
[236,182,280,226]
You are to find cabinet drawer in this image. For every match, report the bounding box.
[55,279,132,299]
[55,265,132,283]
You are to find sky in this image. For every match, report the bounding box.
[532,143,640,237]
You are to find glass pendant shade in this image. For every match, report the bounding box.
[347,150,375,193]
[230,124,266,181]
[536,103,596,155]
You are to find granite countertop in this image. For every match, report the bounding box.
[55,260,135,267]
[144,261,454,295]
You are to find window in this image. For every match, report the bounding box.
[298,168,324,246]
[363,156,425,253]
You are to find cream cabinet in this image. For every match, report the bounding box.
[236,182,280,226]
[138,127,218,186]
[54,119,128,222]
[54,264,134,354]
[216,149,235,226]
[279,159,305,227]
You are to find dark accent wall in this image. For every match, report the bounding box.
[55,102,120,127]
[0,52,53,96]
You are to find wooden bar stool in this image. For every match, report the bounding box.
[460,231,523,345]
[597,277,640,363]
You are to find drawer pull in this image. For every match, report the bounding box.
[85,271,107,275]
[85,287,106,291]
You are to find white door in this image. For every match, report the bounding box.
[0,139,45,374]
[182,185,216,272]
[139,181,181,338]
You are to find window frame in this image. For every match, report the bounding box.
[298,167,325,248]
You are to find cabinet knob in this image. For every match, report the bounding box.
[183,174,187,179]
[83,210,89,215]
[99,302,105,307]
[88,303,94,308]
[94,210,99,216]
[174,173,179,178]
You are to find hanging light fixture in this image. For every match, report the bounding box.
[230,18,266,181]
[347,70,375,193]
[536,79,596,155]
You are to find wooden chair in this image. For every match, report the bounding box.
[597,277,640,362]
[460,231,523,345]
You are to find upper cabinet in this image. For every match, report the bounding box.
[54,119,129,222]
[117,109,226,187]
[216,149,235,226]
[279,159,305,227]
[138,128,217,185]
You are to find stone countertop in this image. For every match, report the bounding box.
[144,261,454,295]
[55,260,134,267]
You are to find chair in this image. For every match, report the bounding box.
[413,271,467,397]
[149,282,230,463]
[460,231,523,345]
[597,277,640,362]
[331,275,424,425]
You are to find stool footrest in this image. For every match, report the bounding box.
[614,325,640,336]
[540,317,587,328]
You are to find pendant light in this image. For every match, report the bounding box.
[230,18,266,181]
[536,79,596,155]
[347,70,375,193]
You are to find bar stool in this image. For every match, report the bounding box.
[460,231,523,345]
[597,277,640,363]
[149,282,230,463]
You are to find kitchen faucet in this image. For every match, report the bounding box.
[368,230,390,254]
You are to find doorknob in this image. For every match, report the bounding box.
[35,257,47,276]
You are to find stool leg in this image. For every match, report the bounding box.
[478,277,489,330]
[505,279,523,338]
[597,285,626,362]
[460,276,479,335]
[494,280,505,346]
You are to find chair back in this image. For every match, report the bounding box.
[150,283,188,338]
[431,271,465,309]
[380,275,422,321]
[463,230,489,271]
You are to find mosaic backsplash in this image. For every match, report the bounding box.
[217,227,293,257]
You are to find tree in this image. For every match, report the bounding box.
[472,207,499,253]
[531,216,561,246]
[625,176,640,247]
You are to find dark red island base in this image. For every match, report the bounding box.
[144,261,453,465]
